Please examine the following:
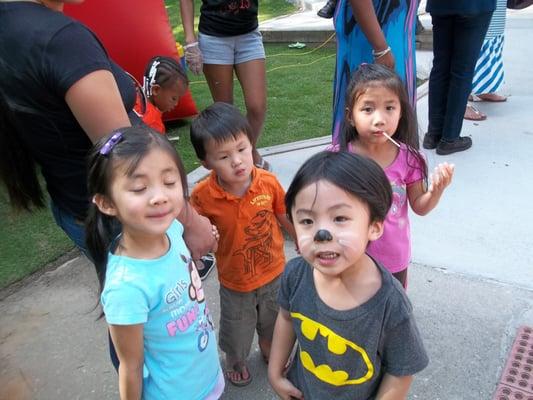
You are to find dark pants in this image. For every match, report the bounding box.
[427,12,493,141]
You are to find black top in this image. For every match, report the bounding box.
[426,0,496,15]
[0,2,136,219]
[199,0,258,37]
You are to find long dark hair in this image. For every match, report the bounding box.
[0,89,45,211]
[340,63,427,181]
[85,126,188,295]
[285,151,392,224]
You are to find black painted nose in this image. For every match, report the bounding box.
[314,229,333,242]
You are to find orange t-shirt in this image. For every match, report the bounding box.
[190,168,287,292]
[133,93,165,134]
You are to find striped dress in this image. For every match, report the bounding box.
[331,0,418,144]
[471,0,507,95]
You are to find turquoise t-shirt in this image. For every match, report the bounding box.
[101,220,221,400]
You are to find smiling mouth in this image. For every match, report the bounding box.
[316,251,339,260]
[148,211,171,218]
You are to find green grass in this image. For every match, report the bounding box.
[0,190,75,288]
[170,43,336,171]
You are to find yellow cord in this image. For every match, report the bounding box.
[188,32,337,86]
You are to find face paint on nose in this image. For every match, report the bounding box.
[314,229,333,242]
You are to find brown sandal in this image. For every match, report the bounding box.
[464,104,487,121]
[225,362,252,387]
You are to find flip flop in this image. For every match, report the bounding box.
[225,362,252,387]
[475,93,508,102]
[464,104,487,121]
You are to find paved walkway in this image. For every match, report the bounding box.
[2,7,533,400]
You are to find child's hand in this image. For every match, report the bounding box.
[271,377,304,400]
[428,162,454,194]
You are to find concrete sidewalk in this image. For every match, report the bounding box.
[2,8,533,400]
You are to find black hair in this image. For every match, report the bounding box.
[340,63,427,181]
[285,151,392,224]
[143,55,188,97]
[85,126,188,296]
[0,88,45,211]
[190,102,253,160]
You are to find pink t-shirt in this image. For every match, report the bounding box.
[327,143,425,272]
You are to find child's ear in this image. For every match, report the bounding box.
[345,107,354,126]
[200,159,212,170]
[151,84,162,96]
[92,194,117,217]
[368,220,384,241]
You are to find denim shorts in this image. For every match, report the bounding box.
[199,29,265,65]
[218,276,280,360]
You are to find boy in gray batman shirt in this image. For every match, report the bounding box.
[278,256,428,400]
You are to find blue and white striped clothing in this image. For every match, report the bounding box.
[472,0,506,94]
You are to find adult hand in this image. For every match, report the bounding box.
[179,203,218,259]
[184,42,203,75]
[374,51,395,69]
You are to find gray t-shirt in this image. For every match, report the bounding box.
[279,257,428,400]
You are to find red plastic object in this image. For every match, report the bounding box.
[493,326,533,400]
[64,0,197,121]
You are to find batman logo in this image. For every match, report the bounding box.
[291,312,374,386]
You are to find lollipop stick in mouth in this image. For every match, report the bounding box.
[381,131,401,148]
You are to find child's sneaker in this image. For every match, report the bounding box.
[197,253,216,281]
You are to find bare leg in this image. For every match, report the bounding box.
[203,64,235,103]
[258,336,272,363]
[235,59,267,166]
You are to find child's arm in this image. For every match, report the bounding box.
[276,213,297,243]
[408,162,454,216]
[109,324,144,400]
[375,374,414,400]
[268,309,304,400]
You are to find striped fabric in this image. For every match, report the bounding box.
[472,0,506,94]
[486,0,507,38]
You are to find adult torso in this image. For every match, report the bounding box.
[0,2,136,219]
[199,0,259,36]
[426,0,496,15]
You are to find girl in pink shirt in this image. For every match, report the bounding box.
[333,63,454,287]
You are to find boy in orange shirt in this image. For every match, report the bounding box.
[190,102,295,387]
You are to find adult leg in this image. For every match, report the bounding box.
[203,64,235,104]
[441,12,493,143]
[235,59,267,167]
[426,14,454,141]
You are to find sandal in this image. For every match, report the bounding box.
[225,361,252,387]
[254,158,272,172]
[475,93,507,102]
[464,104,487,121]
